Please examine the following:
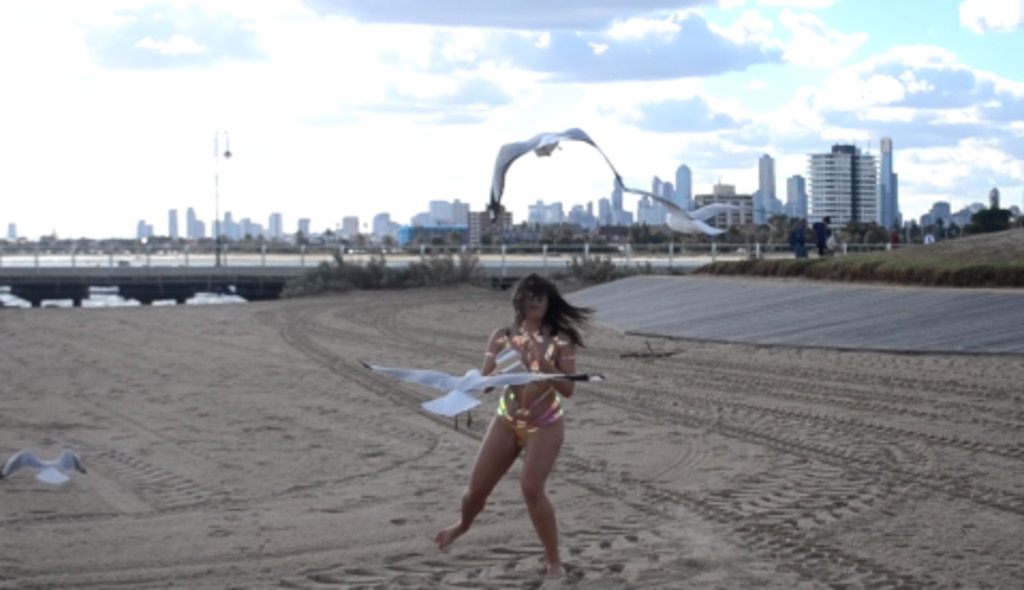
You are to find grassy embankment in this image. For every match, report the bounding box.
[696,228,1024,287]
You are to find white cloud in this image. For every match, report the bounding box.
[960,0,1024,33]
[778,9,867,68]
[709,8,775,44]
[135,34,207,55]
[758,0,836,7]
[607,15,682,39]
[747,79,769,89]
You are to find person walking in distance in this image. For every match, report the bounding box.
[812,216,831,257]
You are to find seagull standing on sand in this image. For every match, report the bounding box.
[486,127,739,236]
[359,359,604,423]
[1,449,87,485]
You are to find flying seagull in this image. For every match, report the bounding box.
[486,127,739,236]
[359,360,604,419]
[625,188,742,237]
[1,449,87,485]
[488,128,625,224]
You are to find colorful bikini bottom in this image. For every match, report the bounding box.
[496,387,564,447]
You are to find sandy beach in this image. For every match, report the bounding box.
[1,284,1022,589]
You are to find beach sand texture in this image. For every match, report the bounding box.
[1,285,1022,589]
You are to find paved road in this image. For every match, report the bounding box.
[569,275,1024,355]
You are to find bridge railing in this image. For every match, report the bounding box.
[0,241,901,270]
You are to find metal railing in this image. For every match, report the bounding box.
[0,241,904,270]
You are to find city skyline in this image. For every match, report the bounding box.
[1,1,1021,239]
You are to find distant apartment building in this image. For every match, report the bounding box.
[298,218,311,237]
[674,164,692,210]
[451,199,470,226]
[341,216,359,239]
[6,223,16,240]
[468,208,513,247]
[597,198,612,225]
[136,220,153,240]
[527,200,565,224]
[756,154,776,224]
[186,207,201,239]
[786,175,808,219]
[611,181,623,213]
[808,144,878,228]
[372,213,393,237]
[268,212,283,239]
[878,137,900,229]
[693,183,753,229]
[168,209,179,240]
[428,200,453,225]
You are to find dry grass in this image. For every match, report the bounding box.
[697,228,1024,288]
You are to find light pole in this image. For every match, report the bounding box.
[214,130,232,267]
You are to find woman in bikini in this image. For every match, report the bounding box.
[433,273,593,577]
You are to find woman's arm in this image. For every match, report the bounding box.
[481,327,508,376]
[527,337,578,398]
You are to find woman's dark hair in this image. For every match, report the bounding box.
[511,273,593,346]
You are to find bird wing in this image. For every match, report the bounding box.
[691,218,727,236]
[488,128,628,220]
[490,137,540,202]
[359,361,460,391]
[617,184,689,215]
[558,128,631,185]
[690,203,741,221]
[1,450,45,478]
[56,450,85,473]
[421,390,483,418]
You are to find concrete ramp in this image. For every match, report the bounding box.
[567,276,1024,355]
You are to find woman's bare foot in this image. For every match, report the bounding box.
[434,523,467,551]
[545,562,566,577]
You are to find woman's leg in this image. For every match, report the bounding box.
[435,416,521,550]
[519,420,566,576]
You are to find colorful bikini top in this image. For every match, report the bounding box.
[495,325,572,373]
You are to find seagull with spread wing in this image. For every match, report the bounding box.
[486,127,740,236]
[488,128,624,224]
[1,449,87,485]
[625,188,743,237]
[359,360,603,419]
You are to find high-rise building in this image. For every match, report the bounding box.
[451,199,470,226]
[268,212,283,239]
[186,207,199,238]
[527,200,565,224]
[611,180,623,212]
[808,144,878,228]
[674,164,692,210]
[298,218,311,237]
[879,137,900,229]
[341,216,359,238]
[6,223,16,239]
[757,154,776,224]
[168,209,179,240]
[468,208,513,246]
[786,175,808,219]
[989,187,1000,209]
[136,220,153,240]
[597,198,611,225]
[428,200,453,224]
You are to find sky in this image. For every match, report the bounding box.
[0,0,1022,239]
